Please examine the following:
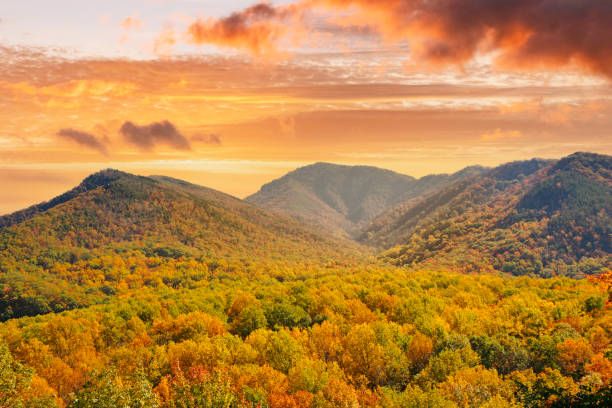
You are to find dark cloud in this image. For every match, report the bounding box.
[57,128,109,156]
[120,120,191,151]
[325,0,612,78]
[191,133,222,145]
[187,2,303,54]
[188,0,612,79]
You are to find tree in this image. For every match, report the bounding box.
[288,358,337,394]
[380,385,454,408]
[407,333,434,374]
[265,303,311,330]
[511,368,578,408]
[157,364,236,408]
[417,346,480,385]
[438,366,517,407]
[0,343,58,408]
[234,306,267,338]
[585,354,612,385]
[67,369,158,408]
[557,338,594,379]
[309,322,343,363]
[342,324,386,386]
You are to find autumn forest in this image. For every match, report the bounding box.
[0,152,610,408]
[3,1,612,407]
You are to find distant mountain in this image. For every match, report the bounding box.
[246,162,486,237]
[2,153,609,321]
[377,153,611,278]
[0,170,360,320]
[359,158,552,248]
[0,170,128,228]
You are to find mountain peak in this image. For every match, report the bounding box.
[0,169,147,228]
[247,162,478,237]
[247,163,417,236]
[377,152,611,276]
[78,168,142,188]
[550,151,612,176]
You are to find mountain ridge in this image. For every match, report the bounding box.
[0,169,363,320]
[0,169,132,227]
[378,152,611,277]
[246,161,487,237]
[359,158,554,248]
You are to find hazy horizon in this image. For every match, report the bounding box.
[0,151,581,215]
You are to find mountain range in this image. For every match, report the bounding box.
[248,152,611,277]
[246,162,487,238]
[0,170,361,320]
[0,152,610,407]
[378,153,611,276]
[0,152,609,321]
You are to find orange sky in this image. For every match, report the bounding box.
[1,1,612,214]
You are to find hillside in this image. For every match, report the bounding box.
[0,170,361,320]
[246,162,485,237]
[0,170,131,228]
[378,153,612,277]
[360,158,553,248]
[0,161,610,408]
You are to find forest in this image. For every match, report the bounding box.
[1,261,611,407]
[0,153,610,407]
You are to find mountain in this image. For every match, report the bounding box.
[1,153,609,320]
[246,162,486,237]
[1,158,611,408]
[359,158,553,248]
[0,170,131,228]
[1,159,610,408]
[0,170,361,320]
[377,153,612,278]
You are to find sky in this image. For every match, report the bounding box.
[1,0,612,214]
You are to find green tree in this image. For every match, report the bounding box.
[0,343,58,408]
[234,306,267,338]
[161,365,236,408]
[68,369,158,408]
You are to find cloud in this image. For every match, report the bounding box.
[498,98,608,126]
[119,16,143,43]
[120,120,191,151]
[338,0,612,78]
[186,2,305,55]
[498,99,542,115]
[153,26,176,58]
[481,128,523,141]
[57,128,110,156]
[187,0,612,79]
[540,101,605,126]
[119,16,142,31]
[191,133,222,145]
[5,79,136,98]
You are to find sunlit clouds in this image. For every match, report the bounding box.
[176,0,612,78]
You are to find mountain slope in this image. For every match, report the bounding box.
[246,162,485,237]
[0,170,128,228]
[378,153,611,277]
[0,170,361,320]
[360,159,551,248]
